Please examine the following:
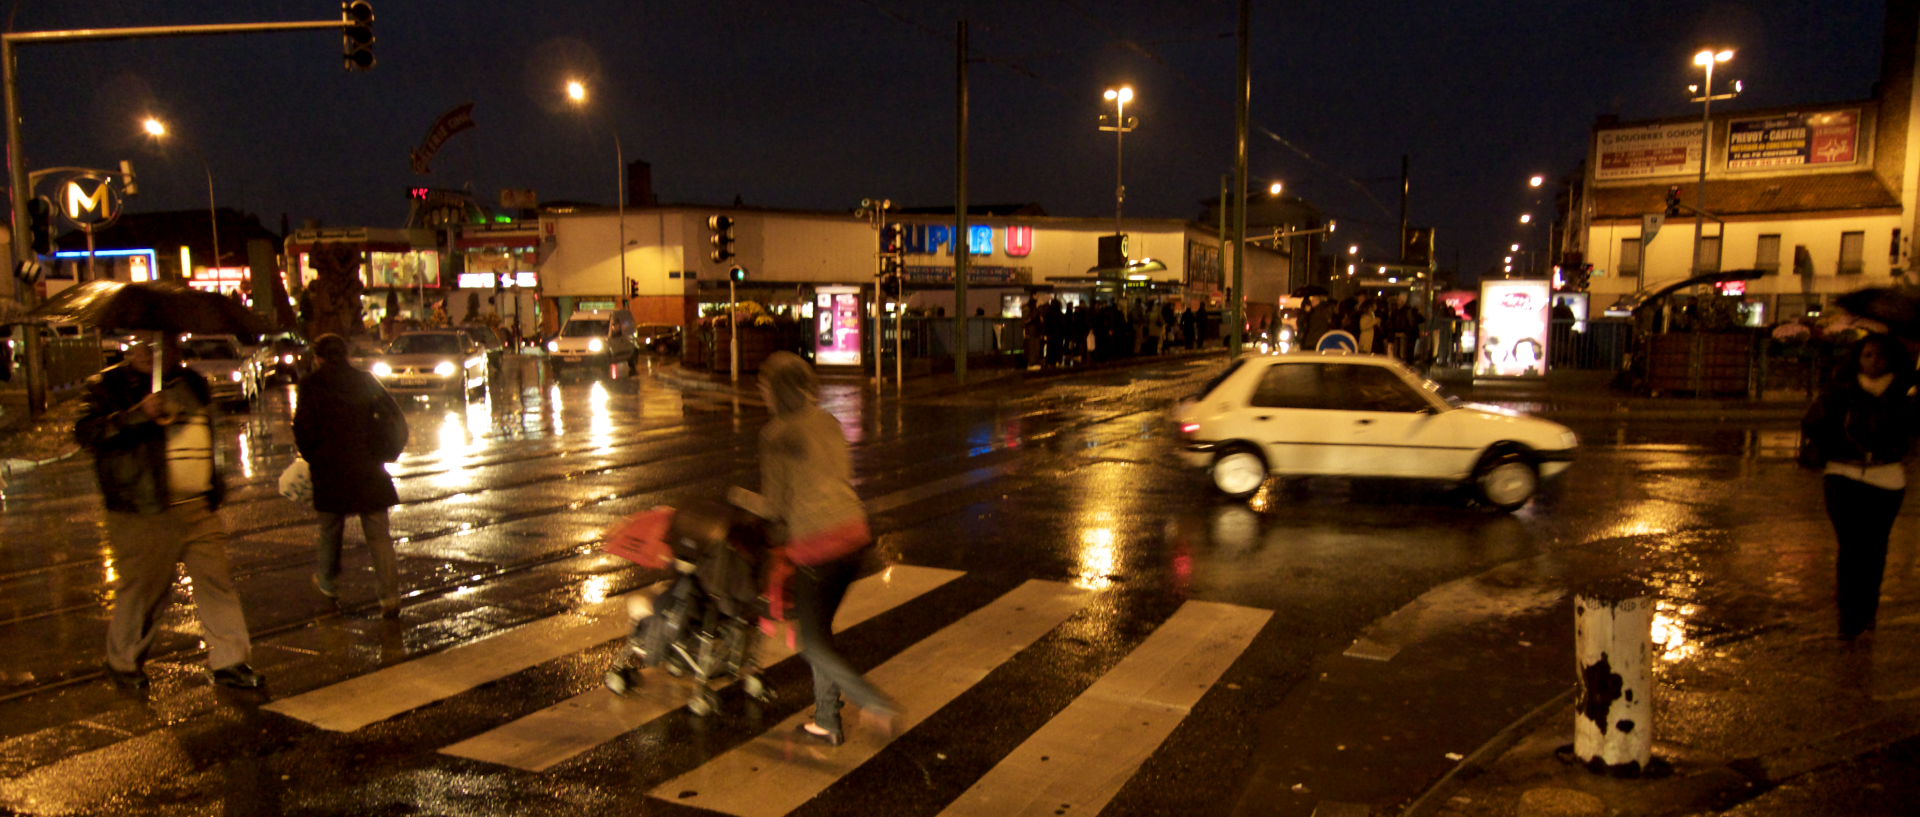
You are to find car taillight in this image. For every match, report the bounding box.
[1180,422,1201,435]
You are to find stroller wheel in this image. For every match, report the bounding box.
[604,667,641,697]
[743,674,774,702]
[688,689,717,717]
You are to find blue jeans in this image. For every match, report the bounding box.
[791,553,896,733]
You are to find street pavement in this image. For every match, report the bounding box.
[0,350,1912,816]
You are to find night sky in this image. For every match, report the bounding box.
[9,0,1890,278]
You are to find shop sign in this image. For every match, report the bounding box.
[457,271,539,289]
[902,265,1030,286]
[903,224,1033,257]
[59,172,123,231]
[1475,280,1551,378]
[1727,110,1857,169]
[1595,123,1703,180]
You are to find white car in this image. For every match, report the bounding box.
[370,330,489,397]
[547,310,636,370]
[1174,352,1577,510]
[178,334,257,408]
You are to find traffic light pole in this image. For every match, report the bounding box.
[3,15,362,416]
[728,277,738,385]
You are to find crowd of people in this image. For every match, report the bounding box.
[1019,296,1210,368]
[1292,292,1427,362]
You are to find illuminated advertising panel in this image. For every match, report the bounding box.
[1595,122,1704,180]
[815,286,864,366]
[1476,280,1551,378]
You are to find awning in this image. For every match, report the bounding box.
[1084,257,1169,279]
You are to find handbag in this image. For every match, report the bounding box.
[277,458,313,504]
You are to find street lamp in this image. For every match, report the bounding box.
[140,116,221,277]
[1098,86,1137,239]
[1528,175,1545,188]
[1688,48,1739,274]
[1268,181,1283,196]
[564,78,629,309]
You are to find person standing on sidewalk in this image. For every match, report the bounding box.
[757,351,900,746]
[295,334,407,618]
[1801,332,1918,641]
[73,337,265,690]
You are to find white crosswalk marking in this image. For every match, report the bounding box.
[936,600,1272,817]
[440,565,963,771]
[649,580,1092,817]
[261,581,669,732]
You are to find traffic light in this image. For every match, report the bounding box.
[628,280,639,299]
[1664,185,1682,217]
[729,266,749,282]
[880,256,904,298]
[342,1,376,71]
[1566,264,1592,292]
[708,215,736,263]
[25,196,53,256]
[879,223,903,254]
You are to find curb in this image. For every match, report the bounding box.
[1399,688,1576,817]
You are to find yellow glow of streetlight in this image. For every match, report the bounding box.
[1347,244,1359,255]
[1529,175,1545,187]
[1504,256,1513,263]
[1104,85,1134,103]
[1504,264,1513,272]
[1694,48,1733,66]
[565,79,587,104]
[1268,182,1283,196]
[1510,243,1521,251]
[1519,213,1532,224]
[142,117,167,137]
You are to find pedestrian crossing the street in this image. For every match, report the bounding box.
[10,565,1271,817]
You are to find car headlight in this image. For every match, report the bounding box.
[433,361,457,377]
[230,370,244,382]
[588,338,604,353]
[372,362,393,377]
[547,340,559,353]
[282,354,295,364]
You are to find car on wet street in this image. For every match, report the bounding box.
[179,333,257,409]
[1175,352,1577,509]
[250,332,311,385]
[635,323,682,355]
[368,329,490,397]
[460,324,507,369]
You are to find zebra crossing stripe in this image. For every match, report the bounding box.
[261,580,670,732]
[649,579,1091,817]
[936,600,1271,817]
[439,565,963,771]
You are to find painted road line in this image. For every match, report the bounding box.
[865,462,1018,517]
[439,565,964,771]
[650,579,1091,817]
[936,600,1271,817]
[261,581,668,732]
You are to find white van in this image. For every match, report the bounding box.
[547,310,636,369]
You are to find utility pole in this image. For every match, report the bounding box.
[954,20,970,384]
[1229,0,1249,357]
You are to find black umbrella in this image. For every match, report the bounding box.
[1833,286,1920,338]
[29,279,265,392]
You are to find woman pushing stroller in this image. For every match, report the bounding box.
[757,351,900,746]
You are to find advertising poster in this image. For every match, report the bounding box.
[815,287,864,366]
[1476,280,1551,378]
[1727,110,1858,169]
[1595,123,1704,180]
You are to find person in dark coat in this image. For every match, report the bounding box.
[1801,332,1919,641]
[74,337,265,690]
[295,333,407,617]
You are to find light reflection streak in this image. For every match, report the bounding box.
[581,574,614,605]
[588,381,613,451]
[549,384,566,437]
[1075,526,1117,590]
[1651,599,1700,662]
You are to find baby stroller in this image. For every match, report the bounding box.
[602,497,776,716]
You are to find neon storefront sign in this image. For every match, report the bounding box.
[903,224,1032,258]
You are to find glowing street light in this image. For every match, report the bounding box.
[563,78,629,306]
[1268,181,1284,196]
[1519,213,1533,224]
[1348,244,1359,255]
[1098,85,1138,239]
[1687,48,1739,278]
[1528,175,1545,188]
[139,115,221,272]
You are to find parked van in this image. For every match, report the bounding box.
[547,310,636,369]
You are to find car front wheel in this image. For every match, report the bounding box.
[1472,452,1538,511]
[1210,445,1268,499]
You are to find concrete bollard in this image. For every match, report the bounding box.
[1572,594,1653,776]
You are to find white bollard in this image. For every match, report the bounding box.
[1572,594,1653,775]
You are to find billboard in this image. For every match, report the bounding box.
[1727,110,1859,170]
[1475,280,1551,378]
[1595,123,1704,180]
[814,286,864,367]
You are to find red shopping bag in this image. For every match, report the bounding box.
[605,506,675,569]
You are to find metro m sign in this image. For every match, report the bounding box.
[58,172,121,232]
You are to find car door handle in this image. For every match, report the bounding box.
[1254,415,1272,421]
[1355,418,1374,425]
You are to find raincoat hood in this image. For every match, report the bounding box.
[760,351,816,417]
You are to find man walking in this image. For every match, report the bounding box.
[295,334,407,617]
[74,337,264,690]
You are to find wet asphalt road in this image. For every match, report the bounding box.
[0,353,1849,816]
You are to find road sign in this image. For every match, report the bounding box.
[1317,330,1358,352]
[59,172,122,232]
[1641,214,1663,245]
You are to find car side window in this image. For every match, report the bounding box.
[1337,366,1432,413]
[1250,364,1327,409]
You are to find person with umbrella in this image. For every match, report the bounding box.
[72,336,265,690]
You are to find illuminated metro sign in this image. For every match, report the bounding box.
[903,224,1033,258]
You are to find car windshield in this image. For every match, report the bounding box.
[181,339,238,360]
[1193,358,1250,400]
[562,319,609,337]
[387,334,462,355]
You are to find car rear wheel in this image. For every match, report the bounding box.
[1210,445,1268,499]
[1472,452,1538,511]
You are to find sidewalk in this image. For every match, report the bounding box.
[1412,606,1920,817]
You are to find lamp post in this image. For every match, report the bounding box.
[1688,48,1737,273]
[565,79,628,311]
[140,117,219,281]
[1098,86,1137,240]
